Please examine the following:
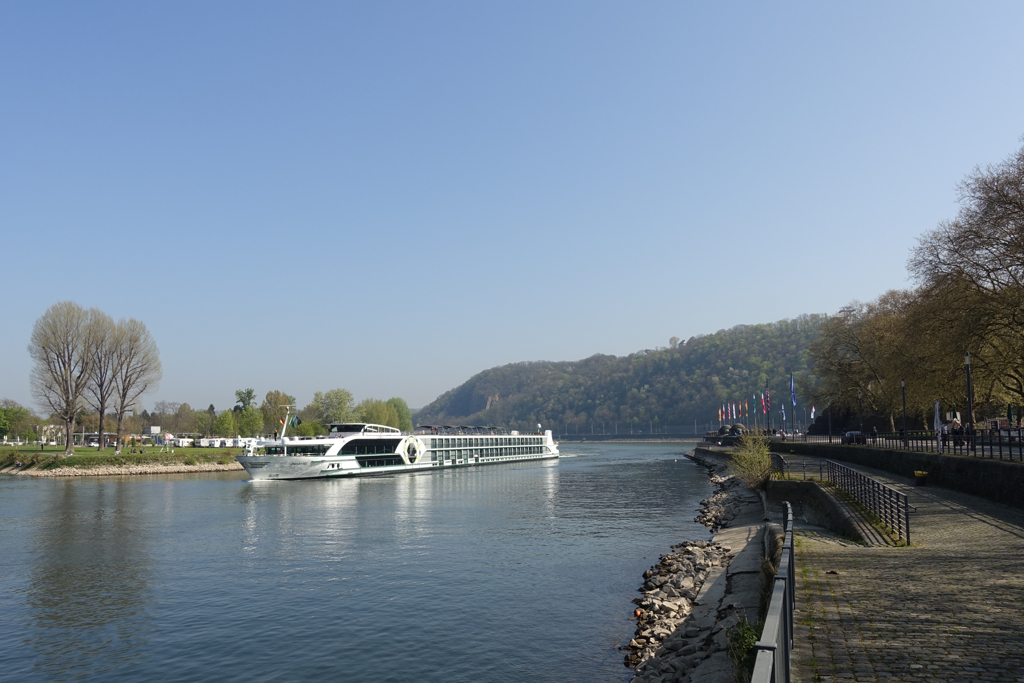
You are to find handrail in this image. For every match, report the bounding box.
[751,501,794,683]
[769,428,1024,461]
[825,460,911,544]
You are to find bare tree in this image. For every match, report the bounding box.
[110,318,162,453]
[29,302,95,454]
[909,139,1024,403]
[84,309,117,450]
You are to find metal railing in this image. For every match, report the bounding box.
[771,454,824,481]
[824,460,911,544]
[752,501,794,683]
[778,428,1024,461]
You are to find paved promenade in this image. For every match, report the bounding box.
[789,459,1024,682]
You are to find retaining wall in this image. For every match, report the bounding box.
[766,480,871,544]
[693,446,871,543]
[771,442,1024,509]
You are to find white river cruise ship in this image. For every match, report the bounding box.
[236,420,559,481]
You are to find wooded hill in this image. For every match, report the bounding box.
[416,315,825,432]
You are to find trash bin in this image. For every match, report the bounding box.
[914,471,927,486]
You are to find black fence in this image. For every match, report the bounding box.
[752,501,794,683]
[825,460,912,544]
[771,453,824,481]
[771,456,912,544]
[555,425,713,438]
[780,428,1024,462]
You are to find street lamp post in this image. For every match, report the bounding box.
[965,351,976,453]
[827,403,832,444]
[858,390,864,434]
[902,378,908,449]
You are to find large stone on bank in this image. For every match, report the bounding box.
[687,651,733,683]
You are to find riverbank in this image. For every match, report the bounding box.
[624,447,772,683]
[0,451,244,477]
[3,462,244,477]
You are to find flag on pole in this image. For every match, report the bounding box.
[761,392,766,414]
[811,404,816,420]
[782,404,786,421]
[791,373,797,406]
[766,388,771,413]
[279,417,285,426]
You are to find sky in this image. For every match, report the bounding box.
[3,1,1024,414]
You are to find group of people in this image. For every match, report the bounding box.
[938,420,970,448]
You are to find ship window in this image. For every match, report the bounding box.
[342,439,401,456]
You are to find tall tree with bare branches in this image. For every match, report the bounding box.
[110,318,162,453]
[909,139,1024,402]
[84,309,117,450]
[29,301,95,454]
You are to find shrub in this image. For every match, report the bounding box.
[730,434,773,491]
[726,614,762,683]
[183,456,197,466]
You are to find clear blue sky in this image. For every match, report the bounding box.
[3,1,1023,413]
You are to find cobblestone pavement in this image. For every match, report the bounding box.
[789,460,1024,682]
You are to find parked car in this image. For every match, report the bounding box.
[842,430,866,445]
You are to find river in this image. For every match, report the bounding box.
[0,442,712,682]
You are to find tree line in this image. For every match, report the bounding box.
[808,139,1024,431]
[22,301,414,452]
[156,388,415,438]
[416,315,824,432]
[13,386,415,446]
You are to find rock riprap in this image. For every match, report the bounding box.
[5,462,243,476]
[624,541,732,674]
[622,449,765,683]
[691,454,745,530]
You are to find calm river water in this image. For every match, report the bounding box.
[0,442,713,682]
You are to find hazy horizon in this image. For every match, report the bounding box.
[3,2,1023,414]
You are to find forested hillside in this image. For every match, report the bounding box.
[417,315,825,432]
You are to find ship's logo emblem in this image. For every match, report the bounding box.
[406,439,419,463]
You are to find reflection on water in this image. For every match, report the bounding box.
[1,445,706,683]
[25,479,153,680]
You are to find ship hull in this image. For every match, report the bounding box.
[237,451,559,481]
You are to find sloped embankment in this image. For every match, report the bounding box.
[623,448,772,683]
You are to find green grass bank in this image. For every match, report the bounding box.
[1,448,244,476]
